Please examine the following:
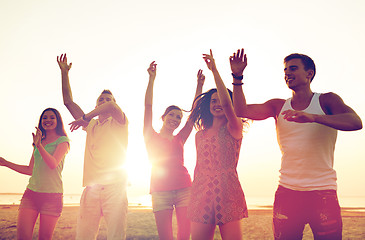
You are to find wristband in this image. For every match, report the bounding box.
[82,114,90,122]
[231,73,243,80]
[232,82,244,86]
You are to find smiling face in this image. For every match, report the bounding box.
[162,109,182,130]
[41,110,57,131]
[284,58,313,91]
[209,92,225,118]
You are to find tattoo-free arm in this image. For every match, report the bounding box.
[35,142,70,169]
[57,54,85,120]
[144,61,157,139]
[283,92,363,131]
[203,50,243,137]
[178,69,205,143]
[0,153,34,176]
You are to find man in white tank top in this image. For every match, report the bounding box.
[229,49,362,240]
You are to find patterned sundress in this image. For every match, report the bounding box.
[188,125,248,225]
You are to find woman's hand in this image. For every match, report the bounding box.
[57,53,72,72]
[197,69,205,86]
[147,61,157,79]
[32,127,42,148]
[203,49,217,71]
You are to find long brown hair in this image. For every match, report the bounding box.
[38,108,67,140]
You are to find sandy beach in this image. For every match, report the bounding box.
[0,205,364,240]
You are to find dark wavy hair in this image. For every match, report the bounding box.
[189,88,235,131]
[38,108,67,140]
[284,53,316,82]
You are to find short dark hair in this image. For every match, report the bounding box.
[101,89,113,95]
[97,89,116,104]
[284,53,316,82]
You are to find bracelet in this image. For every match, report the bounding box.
[231,73,243,80]
[232,82,244,86]
[82,114,90,122]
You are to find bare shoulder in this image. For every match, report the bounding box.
[195,130,203,141]
[196,130,203,137]
[319,92,342,101]
[319,92,353,115]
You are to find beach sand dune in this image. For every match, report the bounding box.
[0,205,364,239]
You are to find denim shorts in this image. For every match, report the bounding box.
[273,186,342,240]
[19,188,63,217]
[151,187,191,212]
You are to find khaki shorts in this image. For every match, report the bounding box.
[151,187,191,213]
[76,182,128,240]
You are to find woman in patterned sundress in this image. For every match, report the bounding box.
[188,50,248,240]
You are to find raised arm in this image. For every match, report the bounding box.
[143,61,157,138]
[0,153,34,176]
[32,128,69,169]
[203,50,242,138]
[178,69,205,142]
[69,100,126,132]
[230,49,284,120]
[282,92,363,131]
[57,54,85,120]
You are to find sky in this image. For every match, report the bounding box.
[0,0,364,204]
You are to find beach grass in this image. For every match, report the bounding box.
[0,205,364,239]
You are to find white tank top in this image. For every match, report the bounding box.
[276,93,338,191]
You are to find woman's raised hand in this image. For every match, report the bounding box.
[147,61,157,79]
[32,127,42,148]
[57,53,72,72]
[197,69,205,85]
[203,49,217,71]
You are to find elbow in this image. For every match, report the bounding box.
[107,101,120,111]
[351,116,363,131]
[48,159,59,170]
[234,106,247,118]
[353,121,363,131]
[49,163,58,170]
[343,120,362,131]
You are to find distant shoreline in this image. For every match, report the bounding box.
[1,204,365,212]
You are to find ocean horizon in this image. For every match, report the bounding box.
[1,193,364,211]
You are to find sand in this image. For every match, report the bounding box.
[0,205,364,239]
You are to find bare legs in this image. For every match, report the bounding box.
[17,208,60,240]
[154,209,173,240]
[39,214,59,240]
[219,219,243,240]
[17,208,39,240]
[154,207,191,240]
[176,207,190,240]
[191,219,243,240]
